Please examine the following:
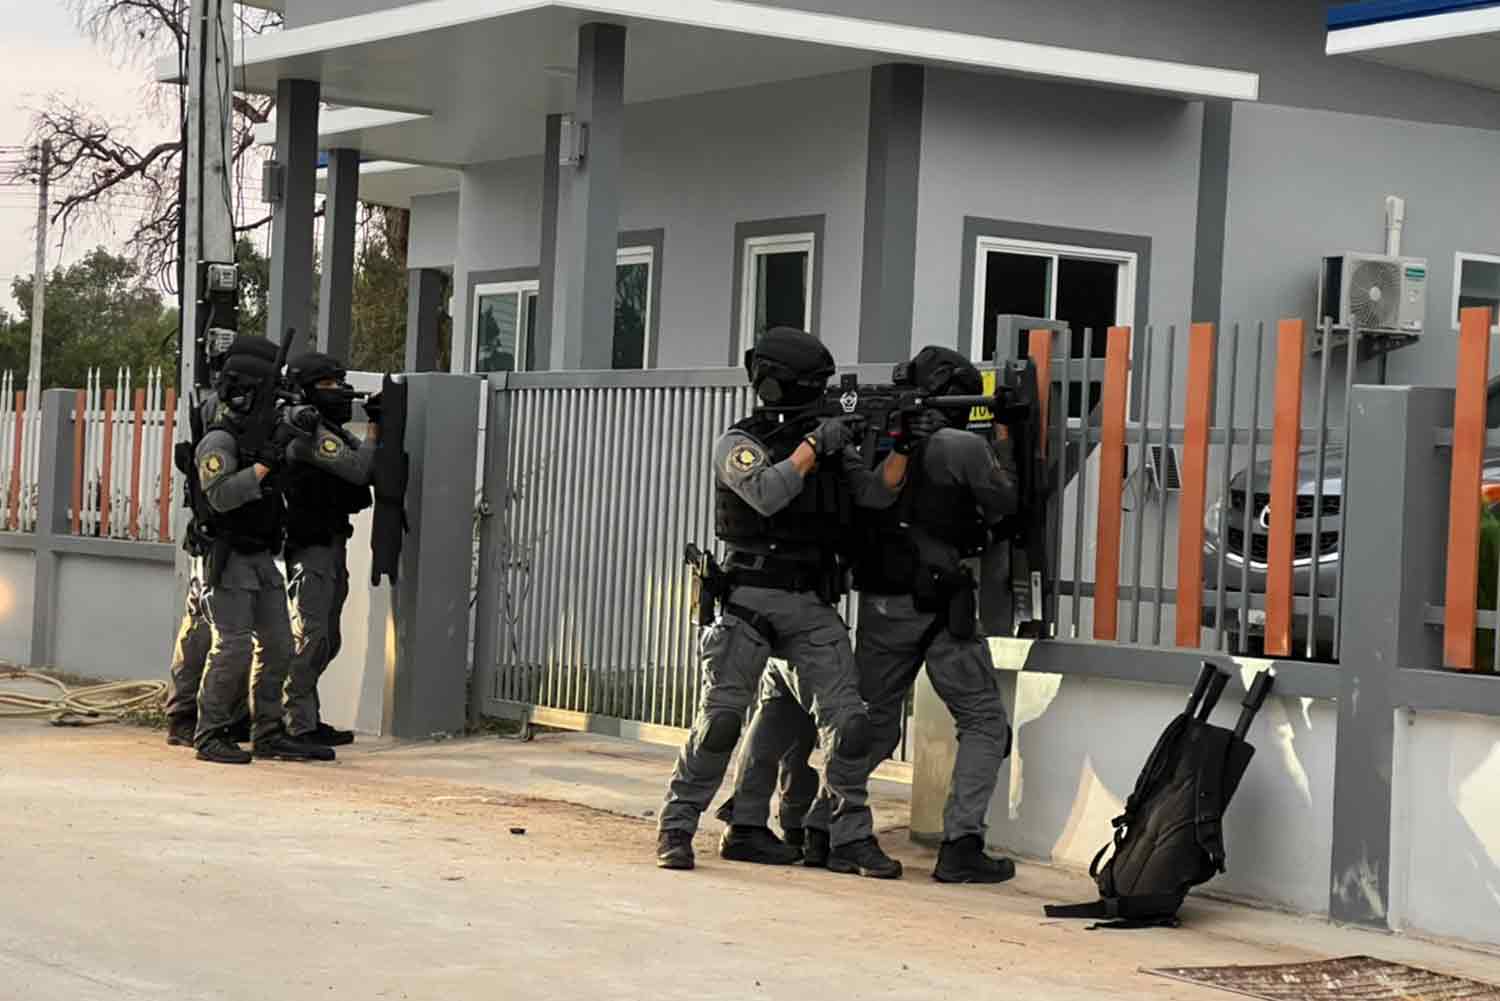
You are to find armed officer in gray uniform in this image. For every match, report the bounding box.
[279,351,376,747]
[656,327,928,878]
[721,346,1020,883]
[164,337,276,748]
[192,338,333,765]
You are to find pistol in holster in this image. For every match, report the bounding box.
[684,543,731,628]
[204,535,232,590]
[913,564,978,641]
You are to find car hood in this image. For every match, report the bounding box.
[1228,444,1500,496]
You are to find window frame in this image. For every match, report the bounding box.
[470,278,540,374]
[614,244,655,369]
[968,235,1138,362]
[1452,251,1500,335]
[736,230,819,359]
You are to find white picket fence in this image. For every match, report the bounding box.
[0,373,43,533]
[71,367,182,543]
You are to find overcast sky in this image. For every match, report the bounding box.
[0,0,177,313]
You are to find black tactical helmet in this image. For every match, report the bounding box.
[215,336,279,414]
[907,345,983,396]
[286,351,346,389]
[743,327,835,406]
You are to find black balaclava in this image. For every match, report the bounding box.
[287,351,353,426]
[907,345,983,427]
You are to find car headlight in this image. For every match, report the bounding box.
[1204,495,1224,543]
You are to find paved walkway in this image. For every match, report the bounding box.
[1,721,1495,1000]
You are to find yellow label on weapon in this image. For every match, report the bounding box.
[969,370,996,425]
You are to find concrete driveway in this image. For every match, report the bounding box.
[1,721,1495,1000]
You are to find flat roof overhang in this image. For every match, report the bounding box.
[314,160,463,207]
[167,0,1259,168]
[1327,1,1500,90]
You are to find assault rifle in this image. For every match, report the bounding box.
[756,358,1051,638]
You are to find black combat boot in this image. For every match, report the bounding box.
[306,722,355,747]
[828,836,903,879]
[932,835,1016,884]
[253,727,336,762]
[719,825,801,865]
[656,829,696,870]
[225,715,252,743]
[166,716,197,748]
[801,827,831,869]
[195,733,252,765]
[783,826,806,851]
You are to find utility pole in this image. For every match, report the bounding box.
[181,0,236,396]
[27,141,50,398]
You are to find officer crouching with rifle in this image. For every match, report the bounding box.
[192,335,333,764]
[657,327,933,876]
[719,346,1023,883]
[279,352,376,747]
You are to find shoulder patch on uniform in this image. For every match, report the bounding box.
[319,435,342,457]
[726,442,766,475]
[200,452,224,480]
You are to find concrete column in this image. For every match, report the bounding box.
[533,114,563,372]
[318,147,359,360]
[1330,385,1447,927]
[29,389,75,666]
[384,373,481,738]
[550,23,625,370]
[1190,101,1232,325]
[404,268,444,372]
[268,77,321,348]
[859,64,924,363]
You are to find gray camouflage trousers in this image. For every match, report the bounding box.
[194,550,294,745]
[164,572,249,728]
[283,541,350,737]
[730,591,1011,843]
[659,585,873,847]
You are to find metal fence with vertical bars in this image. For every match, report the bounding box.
[67,367,181,543]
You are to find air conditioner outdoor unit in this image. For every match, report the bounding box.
[1317,253,1426,333]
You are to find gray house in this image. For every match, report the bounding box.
[210,0,1500,394]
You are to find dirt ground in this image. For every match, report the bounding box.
[2,721,1497,1000]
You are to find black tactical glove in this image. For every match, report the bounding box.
[804,415,866,457]
[362,391,384,425]
[895,408,947,454]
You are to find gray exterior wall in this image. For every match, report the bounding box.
[0,549,35,664]
[449,70,870,370]
[408,191,459,270]
[745,0,1500,129]
[913,70,1203,356]
[1222,101,1500,412]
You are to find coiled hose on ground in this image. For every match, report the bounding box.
[0,669,167,725]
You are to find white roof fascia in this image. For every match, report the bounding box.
[251,107,429,146]
[159,0,1259,101]
[1327,5,1500,54]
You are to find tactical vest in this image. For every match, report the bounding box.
[853,440,987,595]
[714,416,850,564]
[202,416,285,554]
[283,455,373,550]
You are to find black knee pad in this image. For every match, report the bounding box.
[835,713,871,760]
[701,711,742,753]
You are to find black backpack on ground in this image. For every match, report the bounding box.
[1045,662,1274,929]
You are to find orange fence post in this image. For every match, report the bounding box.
[1175,323,1216,648]
[128,388,145,540]
[100,389,115,538]
[71,390,85,536]
[1093,326,1132,641]
[1442,306,1493,669]
[1027,329,1051,458]
[8,391,24,532]
[1265,320,1306,657]
[159,388,177,541]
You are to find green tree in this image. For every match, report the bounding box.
[3,247,177,389]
